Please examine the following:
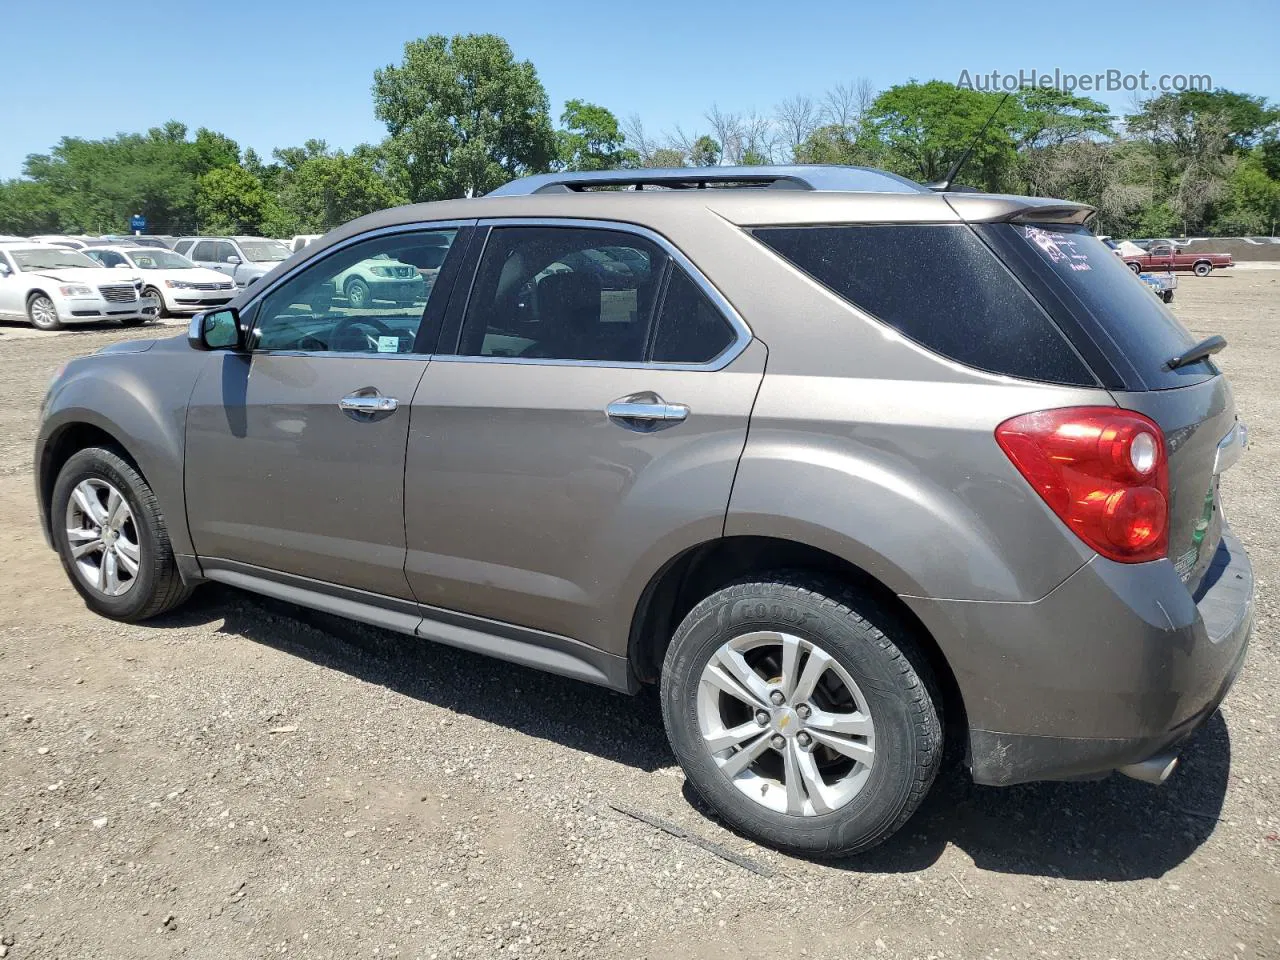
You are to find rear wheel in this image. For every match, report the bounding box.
[51,447,193,621]
[1193,261,1213,277]
[661,574,942,857]
[1128,261,1142,274]
[27,293,62,331]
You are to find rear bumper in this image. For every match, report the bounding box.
[905,525,1253,785]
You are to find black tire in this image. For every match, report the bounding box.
[51,447,193,621]
[1193,261,1213,277]
[345,276,370,308]
[1127,261,1142,274]
[1162,290,1174,303]
[143,287,169,318]
[27,292,63,331]
[661,573,942,858]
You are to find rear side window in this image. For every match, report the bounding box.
[190,241,214,262]
[985,223,1214,389]
[753,224,1093,386]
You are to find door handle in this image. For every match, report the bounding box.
[606,393,689,431]
[339,391,398,419]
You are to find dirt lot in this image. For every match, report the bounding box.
[2,276,1278,960]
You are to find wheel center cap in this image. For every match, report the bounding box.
[770,706,800,737]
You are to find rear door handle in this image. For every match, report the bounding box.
[606,393,689,431]
[339,391,398,419]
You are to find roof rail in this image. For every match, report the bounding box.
[487,165,928,197]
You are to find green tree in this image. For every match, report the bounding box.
[196,164,268,234]
[794,123,884,166]
[373,34,556,200]
[556,100,638,171]
[690,135,720,167]
[0,179,61,234]
[274,148,406,232]
[646,147,687,168]
[868,81,1015,189]
[1214,150,1280,234]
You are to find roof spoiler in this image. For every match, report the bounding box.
[944,194,1096,225]
[488,165,928,197]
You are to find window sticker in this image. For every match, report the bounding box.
[377,336,400,353]
[1024,225,1092,272]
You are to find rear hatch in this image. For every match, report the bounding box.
[982,221,1238,594]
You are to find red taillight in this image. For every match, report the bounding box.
[995,406,1169,563]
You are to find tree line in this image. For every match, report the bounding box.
[2,33,1277,239]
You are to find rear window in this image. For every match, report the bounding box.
[986,223,1214,389]
[753,224,1093,386]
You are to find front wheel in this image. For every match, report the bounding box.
[1128,261,1142,274]
[27,293,63,331]
[661,574,942,857]
[345,277,370,309]
[1193,262,1213,277]
[51,447,193,621]
[144,287,169,318]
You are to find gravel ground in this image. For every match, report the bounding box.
[1,278,1278,960]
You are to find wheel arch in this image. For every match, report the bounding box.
[627,534,968,741]
[39,421,144,542]
[39,366,197,564]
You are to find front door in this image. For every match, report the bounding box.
[404,223,763,653]
[185,224,467,599]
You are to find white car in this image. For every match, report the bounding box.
[82,246,235,317]
[0,243,158,330]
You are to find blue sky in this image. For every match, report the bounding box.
[1,0,1277,178]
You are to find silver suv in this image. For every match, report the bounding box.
[35,166,1253,856]
[172,235,291,287]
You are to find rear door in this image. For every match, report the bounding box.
[403,222,763,654]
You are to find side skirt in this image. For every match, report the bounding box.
[199,558,637,693]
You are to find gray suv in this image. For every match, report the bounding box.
[35,166,1253,856]
[172,235,291,287]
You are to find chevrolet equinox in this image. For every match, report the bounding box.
[36,166,1253,856]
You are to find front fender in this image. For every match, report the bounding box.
[38,340,206,558]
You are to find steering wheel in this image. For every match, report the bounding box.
[331,315,396,352]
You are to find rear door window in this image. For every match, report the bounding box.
[190,241,215,262]
[984,223,1214,389]
[754,224,1093,386]
[651,267,736,363]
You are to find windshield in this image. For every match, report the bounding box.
[129,250,195,269]
[238,240,291,262]
[10,248,100,271]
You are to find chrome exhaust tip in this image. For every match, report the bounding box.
[1117,753,1179,784]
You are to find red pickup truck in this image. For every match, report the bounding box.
[1122,241,1233,277]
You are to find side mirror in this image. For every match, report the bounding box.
[226,255,242,265]
[0,262,10,277]
[188,307,242,351]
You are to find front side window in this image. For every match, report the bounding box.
[212,241,238,263]
[251,228,457,354]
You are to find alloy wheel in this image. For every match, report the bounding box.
[696,630,876,817]
[30,295,59,329]
[64,478,142,597]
